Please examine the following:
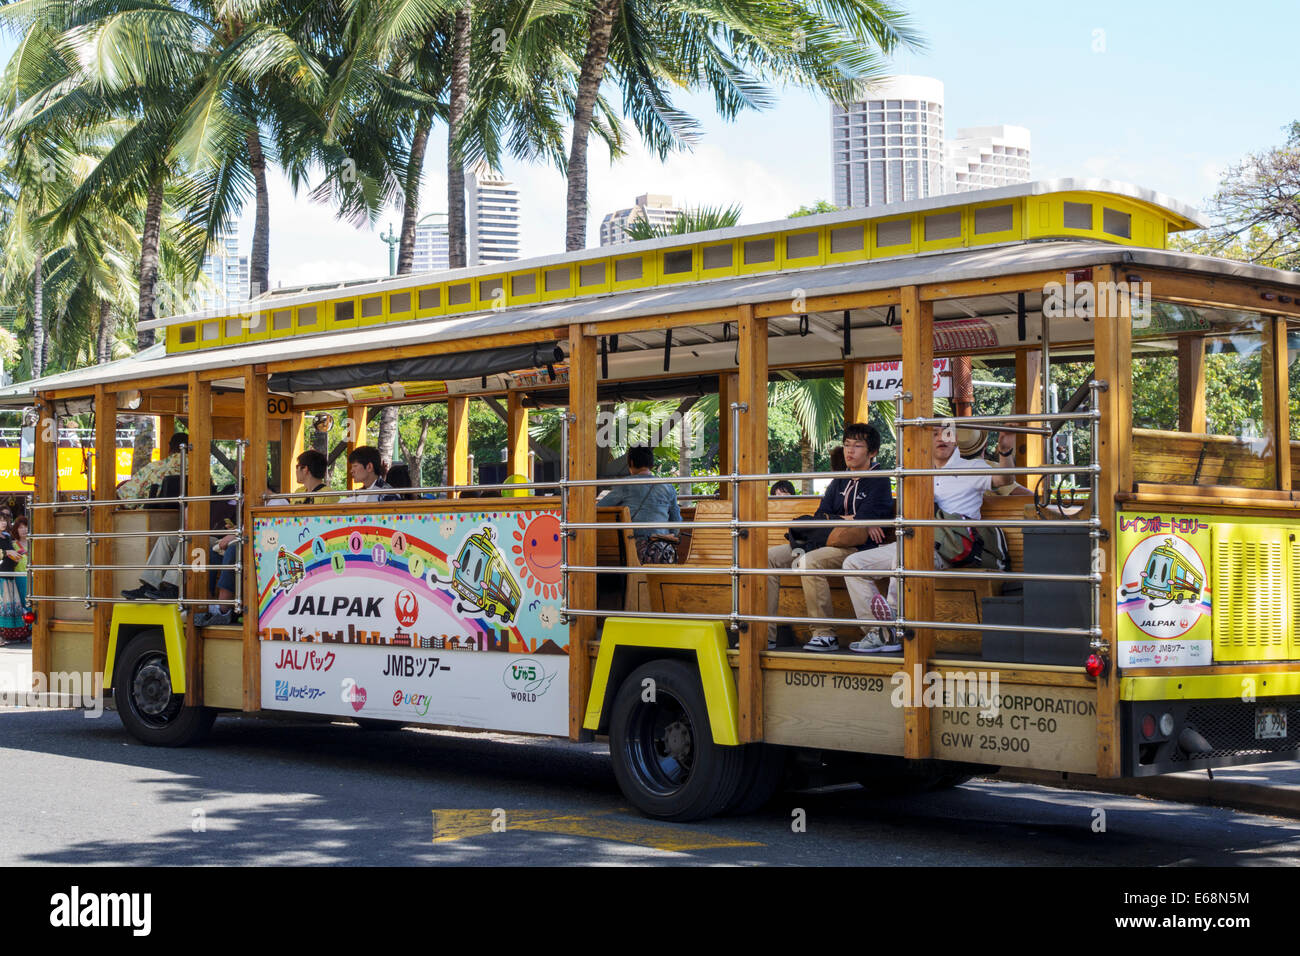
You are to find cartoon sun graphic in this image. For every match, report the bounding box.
[512,512,563,599]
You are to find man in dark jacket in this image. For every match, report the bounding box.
[766,422,894,652]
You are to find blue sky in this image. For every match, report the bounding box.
[4,0,1297,286]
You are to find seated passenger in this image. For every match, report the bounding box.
[843,424,1016,653]
[770,480,797,496]
[121,470,230,601]
[116,433,187,507]
[293,449,329,503]
[385,462,419,500]
[597,445,681,563]
[767,422,892,652]
[340,446,396,502]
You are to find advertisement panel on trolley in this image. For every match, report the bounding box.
[254,507,569,735]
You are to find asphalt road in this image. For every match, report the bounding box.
[4,699,1300,866]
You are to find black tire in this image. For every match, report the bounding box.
[113,629,216,747]
[609,659,745,822]
[723,743,788,815]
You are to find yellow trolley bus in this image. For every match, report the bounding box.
[8,179,1299,820]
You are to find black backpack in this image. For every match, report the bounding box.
[786,513,833,555]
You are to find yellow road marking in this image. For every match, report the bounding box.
[432,809,762,852]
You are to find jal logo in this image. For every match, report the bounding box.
[341,677,367,712]
[503,658,556,701]
[395,589,419,627]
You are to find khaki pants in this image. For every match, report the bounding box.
[767,543,856,638]
[843,546,949,634]
[140,534,184,590]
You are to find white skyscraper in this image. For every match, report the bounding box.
[947,126,1032,192]
[831,75,946,208]
[412,213,449,273]
[599,194,683,245]
[198,227,250,309]
[466,162,521,266]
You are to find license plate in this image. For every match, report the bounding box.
[1255,707,1287,740]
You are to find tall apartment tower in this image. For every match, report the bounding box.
[947,126,1032,192]
[831,75,946,208]
[599,194,682,245]
[411,213,450,273]
[466,162,521,266]
[198,227,250,309]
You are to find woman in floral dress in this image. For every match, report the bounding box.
[0,513,30,646]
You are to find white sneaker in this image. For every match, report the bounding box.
[802,633,841,653]
[850,628,903,653]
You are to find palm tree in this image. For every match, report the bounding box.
[561,0,923,250]
[622,202,743,240]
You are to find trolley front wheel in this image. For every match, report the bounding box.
[113,629,216,747]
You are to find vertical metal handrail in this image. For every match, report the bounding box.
[894,392,907,639]
[83,497,92,610]
[559,413,572,624]
[729,401,746,632]
[176,443,188,611]
[233,439,246,617]
[1088,379,1106,653]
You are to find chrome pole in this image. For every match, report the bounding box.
[559,412,572,625]
[234,439,246,617]
[729,401,746,633]
[177,443,188,612]
[1088,379,1107,654]
[894,391,907,640]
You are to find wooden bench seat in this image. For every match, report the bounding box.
[646,490,1064,654]
[1133,428,1274,489]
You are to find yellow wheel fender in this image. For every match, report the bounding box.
[583,618,739,746]
[104,604,187,694]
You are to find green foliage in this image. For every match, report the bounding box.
[789,200,838,218]
[622,203,744,240]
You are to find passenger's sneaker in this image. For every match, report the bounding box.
[156,583,180,600]
[802,633,841,653]
[195,609,234,627]
[121,583,159,600]
[850,628,903,653]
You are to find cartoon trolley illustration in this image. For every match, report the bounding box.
[276,547,305,592]
[1138,538,1203,607]
[451,527,522,624]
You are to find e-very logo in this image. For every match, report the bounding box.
[392,689,432,716]
[274,680,326,702]
[503,658,556,702]
[341,677,367,712]
[394,588,419,627]
[287,593,383,617]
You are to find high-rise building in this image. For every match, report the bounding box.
[412,213,449,273]
[198,227,250,309]
[831,75,946,208]
[466,162,521,266]
[947,126,1032,192]
[599,194,682,245]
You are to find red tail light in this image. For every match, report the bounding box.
[1085,653,1107,678]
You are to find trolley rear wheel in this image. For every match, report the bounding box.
[608,659,744,822]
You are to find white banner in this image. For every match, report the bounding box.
[261,643,569,735]
[865,358,951,401]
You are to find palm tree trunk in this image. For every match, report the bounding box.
[246,128,270,297]
[97,299,114,364]
[565,0,622,252]
[31,240,44,378]
[446,6,471,269]
[398,114,432,275]
[799,430,814,494]
[136,171,164,349]
[377,406,399,469]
